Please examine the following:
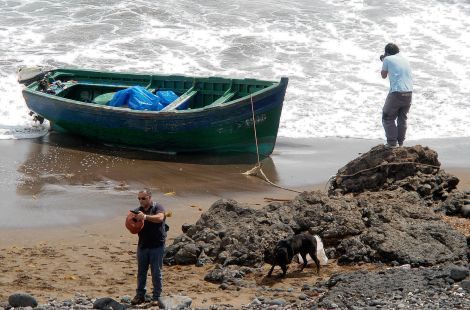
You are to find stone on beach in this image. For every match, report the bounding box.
[8,293,38,308]
[158,295,192,310]
[92,297,125,310]
[449,265,469,282]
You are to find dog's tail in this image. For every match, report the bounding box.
[314,235,329,265]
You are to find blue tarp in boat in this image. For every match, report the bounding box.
[107,86,177,111]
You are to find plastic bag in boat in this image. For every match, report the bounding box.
[108,86,165,111]
[156,90,178,105]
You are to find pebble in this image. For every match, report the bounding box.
[266,298,286,306]
[298,294,308,300]
[8,293,38,308]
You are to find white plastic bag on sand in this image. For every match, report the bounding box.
[297,235,328,266]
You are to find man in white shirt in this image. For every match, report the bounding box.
[380,43,413,147]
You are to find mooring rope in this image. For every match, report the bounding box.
[243,94,441,195]
[243,95,302,194]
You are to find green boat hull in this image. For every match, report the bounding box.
[22,69,288,156]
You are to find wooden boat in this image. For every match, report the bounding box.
[21,68,288,156]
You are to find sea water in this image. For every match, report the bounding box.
[1,0,469,140]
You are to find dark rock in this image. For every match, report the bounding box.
[462,205,470,218]
[165,189,466,271]
[162,145,467,288]
[460,279,470,292]
[317,264,470,309]
[196,250,213,267]
[266,298,286,306]
[8,293,37,308]
[175,243,199,264]
[449,266,469,281]
[204,265,246,284]
[182,223,192,233]
[93,297,125,310]
[439,191,468,216]
[328,145,459,206]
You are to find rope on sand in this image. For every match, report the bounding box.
[243,95,302,194]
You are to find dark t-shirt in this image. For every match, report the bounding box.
[133,201,166,248]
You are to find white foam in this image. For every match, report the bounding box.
[1,0,469,141]
[0,73,49,139]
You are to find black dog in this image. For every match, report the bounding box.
[264,233,320,277]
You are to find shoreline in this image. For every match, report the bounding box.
[0,135,469,307]
[2,135,469,230]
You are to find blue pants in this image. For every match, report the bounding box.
[136,246,164,299]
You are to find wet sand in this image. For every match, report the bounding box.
[0,134,469,307]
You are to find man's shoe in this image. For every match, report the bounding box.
[131,295,145,305]
[149,300,160,307]
[384,143,397,149]
[149,297,160,307]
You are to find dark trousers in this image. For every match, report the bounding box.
[136,245,164,299]
[382,92,412,146]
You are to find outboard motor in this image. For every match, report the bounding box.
[17,66,53,85]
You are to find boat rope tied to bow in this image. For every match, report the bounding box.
[243,95,302,194]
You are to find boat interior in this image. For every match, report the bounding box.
[35,69,277,111]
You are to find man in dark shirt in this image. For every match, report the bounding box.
[131,188,167,305]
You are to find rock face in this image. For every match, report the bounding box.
[164,199,294,267]
[162,144,468,298]
[335,190,467,265]
[328,145,459,200]
[164,190,467,269]
[316,264,470,309]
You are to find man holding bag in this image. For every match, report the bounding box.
[130,188,167,305]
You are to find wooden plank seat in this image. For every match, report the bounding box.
[210,89,237,105]
[161,86,197,111]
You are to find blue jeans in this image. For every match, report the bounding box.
[136,245,164,299]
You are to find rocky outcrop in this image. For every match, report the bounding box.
[315,264,470,309]
[328,145,459,200]
[164,190,467,268]
[162,144,468,306]
[164,199,294,267]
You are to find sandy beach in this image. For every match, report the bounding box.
[0,134,469,308]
